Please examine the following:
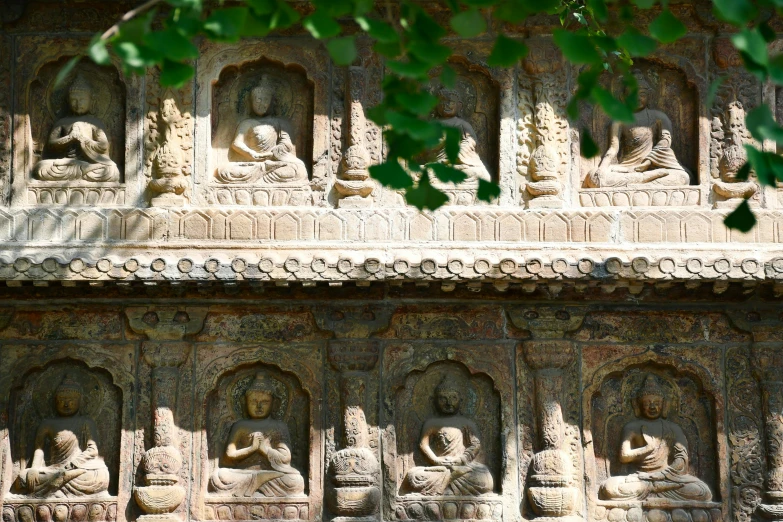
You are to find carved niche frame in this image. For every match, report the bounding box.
[581,347,729,522]
[192,343,323,522]
[0,344,137,522]
[194,40,330,208]
[575,40,711,209]
[380,343,518,522]
[10,37,142,208]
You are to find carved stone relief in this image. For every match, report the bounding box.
[0,35,11,206]
[583,352,725,522]
[144,68,194,208]
[382,343,517,522]
[23,59,126,206]
[580,62,699,208]
[709,39,761,208]
[208,58,314,206]
[194,343,322,521]
[0,343,137,522]
[422,60,499,206]
[518,41,570,209]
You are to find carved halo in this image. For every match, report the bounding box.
[31,364,105,419]
[45,64,113,122]
[419,365,480,418]
[226,369,291,421]
[627,372,676,419]
[233,70,295,120]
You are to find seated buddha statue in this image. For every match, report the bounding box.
[424,87,492,186]
[209,374,305,497]
[34,75,120,183]
[215,76,308,186]
[599,375,712,502]
[14,374,110,498]
[402,378,494,496]
[585,73,691,188]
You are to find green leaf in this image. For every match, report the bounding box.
[440,65,457,88]
[406,173,449,210]
[631,0,656,8]
[586,0,608,22]
[495,0,529,22]
[732,28,768,68]
[712,0,758,25]
[144,28,199,61]
[581,128,600,158]
[759,21,776,43]
[386,59,431,78]
[54,55,82,88]
[409,41,452,65]
[768,54,783,84]
[88,35,110,65]
[477,178,501,202]
[553,30,602,65]
[327,36,357,65]
[649,10,686,44]
[396,91,439,116]
[369,161,414,189]
[269,1,300,29]
[303,10,341,39]
[450,9,486,37]
[385,111,441,141]
[592,87,635,122]
[430,163,468,184]
[160,59,195,88]
[241,10,272,37]
[166,0,202,8]
[115,41,162,68]
[745,105,783,142]
[724,199,756,232]
[410,10,446,42]
[617,28,657,57]
[115,11,155,44]
[488,35,528,67]
[246,0,276,15]
[355,17,398,43]
[203,7,247,42]
[444,126,461,163]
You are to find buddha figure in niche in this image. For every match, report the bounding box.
[585,71,691,188]
[425,87,492,186]
[402,377,493,496]
[215,75,308,186]
[14,374,110,498]
[34,75,121,183]
[209,373,305,497]
[599,375,712,502]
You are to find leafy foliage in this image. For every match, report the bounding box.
[72,0,783,231]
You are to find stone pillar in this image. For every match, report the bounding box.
[126,307,208,522]
[727,310,783,520]
[509,306,585,522]
[327,341,381,522]
[335,66,374,208]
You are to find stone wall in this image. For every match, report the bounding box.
[1,1,783,522]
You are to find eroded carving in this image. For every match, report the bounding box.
[10,374,111,499]
[712,101,757,206]
[586,72,690,190]
[208,372,305,498]
[599,375,712,502]
[33,75,120,184]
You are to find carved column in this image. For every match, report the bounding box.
[509,306,585,522]
[335,66,374,208]
[315,306,392,522]
[126,307,208,522]
[727,310,783,520]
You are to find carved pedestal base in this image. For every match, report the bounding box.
[528,197,564,209]
[203,497,310,521]
[137,514,182,522]
[579,187,700,207]
[758,503,783,520]
[1,498,118,522]
[337,195,373,209]
[150,194,186,208]
[27,182,126,206]
[393,496,502,521]
[206,186,313,206]
[593,501,722,522]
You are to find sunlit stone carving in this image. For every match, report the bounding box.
[14,374,110,498]
[209,373,305,498]
[33,75,120,183]
[599,375,712,502]
[401,377,493,496]
[585,72,690,189]
[215,76,307,186]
